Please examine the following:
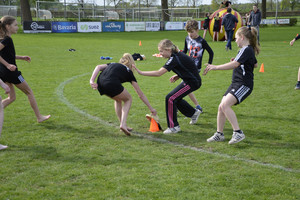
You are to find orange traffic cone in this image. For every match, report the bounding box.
[259,63,264,73]
[139,41,142,46]
[148,118,161,132]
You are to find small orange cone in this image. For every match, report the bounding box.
[259,63,264,73]
[148,118,161,132]
[139,41,142,46]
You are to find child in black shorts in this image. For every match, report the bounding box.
[202,13,210,39]
[90,53,157,136]
[203,26,260,144]
[0,16,50,123]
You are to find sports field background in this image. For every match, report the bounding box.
[0,26,299,199]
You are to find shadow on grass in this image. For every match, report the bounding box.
[39,121,119,138]
[239,113,300,124]
[11,145,139,166]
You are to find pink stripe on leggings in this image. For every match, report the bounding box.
[167,84,191,128]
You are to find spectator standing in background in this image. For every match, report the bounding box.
[249,4,261,45]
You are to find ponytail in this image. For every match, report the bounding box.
[236,26,260,55]
[158,39,179,54]
[0,15,16,39]
[119,53,135,71]
[250,27,260,55]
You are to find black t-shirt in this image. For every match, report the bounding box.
[203,16,210,27]
[163,52,201,89]
[233,45,257,87]
[98,63,137,85]
[0,36,18,74]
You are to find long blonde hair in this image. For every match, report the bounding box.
[0,15,16,39]
[236,26,260,55]
[119,53,135,71]
[158,39,179,54]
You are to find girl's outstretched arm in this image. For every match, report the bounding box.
[89,64,107,90]
[203,61,240,75]
[131,81,157,116]
[133,65,168,77]
[16,56,31,62]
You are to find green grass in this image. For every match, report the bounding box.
[0,26,299,199]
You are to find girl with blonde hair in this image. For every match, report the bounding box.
[90,53,157,136]
[134,39,202,134]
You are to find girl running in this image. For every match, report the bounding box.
[133,39,201,134]
[0,16,50,123]
[90,53,157,136]
[203,26,259,144]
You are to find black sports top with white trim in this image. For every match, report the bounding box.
[233,45,257,87]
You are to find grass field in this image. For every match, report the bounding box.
[0,26,299,199]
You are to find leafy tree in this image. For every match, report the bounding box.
[210,0,220,11]
[288,0,299,10]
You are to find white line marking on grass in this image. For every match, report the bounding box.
[56,73,300,173]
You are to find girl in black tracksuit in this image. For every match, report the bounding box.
[134,39,201,134]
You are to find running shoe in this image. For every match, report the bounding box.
[228,131,245,144]
[189,109,201,125]
[163,126,181,134]
[207,132,225,142]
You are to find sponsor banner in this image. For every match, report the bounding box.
[261,19,289,25]
[165,22,184,31]
[125,22,145,32]
[102,22,124,32]
[145,22,160,31]
[261,19,276,24]
[277,19,290,24]
[52,22,77,33]
[78,22,102,32]
[183,21,201,30]
[23,21,51,33]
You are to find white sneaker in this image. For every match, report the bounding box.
[163,126,181,134]
[0,144,8,150]
[189,109,201,125]
[207,132,225,142]
[228,131,245,144]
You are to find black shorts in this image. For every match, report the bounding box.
[0,71,25,84]
[224,83,253,104]
[98,80,124,98]
[213,25,220,32]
